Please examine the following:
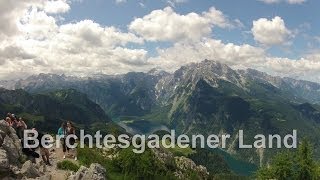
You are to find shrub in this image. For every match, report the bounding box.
[57,160,80,172]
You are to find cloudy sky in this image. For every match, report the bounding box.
[1,0,320,82]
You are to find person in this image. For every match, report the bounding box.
[16,117,27,139]
[21,131,40,163]
[66,121,77,161]
[57,122,67,159]
[37,130,52,166]
[10,114,18,129]
[4,117,12,126]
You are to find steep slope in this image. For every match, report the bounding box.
[7,72,161,118]
[0,88,121,134]
[3,60,320,117]
[2,60,320,165]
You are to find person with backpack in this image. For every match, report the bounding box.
[58,122,67,159]
[16,117,27,139]
[66,121,77,161]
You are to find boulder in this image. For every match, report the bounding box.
[0,148,9,171]
[69,163,106,180]
[0,120,26,179]
[0,121,10,134]
[0,133,3,146]
[38,174,52,180]
[20,160,41,178]
[2,136,21,165]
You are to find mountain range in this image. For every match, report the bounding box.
[0,88,122,134]
[1,59,320,165]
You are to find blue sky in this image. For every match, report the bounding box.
[0,0,320,82]
[63,0,320,58]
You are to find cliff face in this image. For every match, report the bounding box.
[0,120,24,178]
[151,147,209,179]
[0,120,108,180]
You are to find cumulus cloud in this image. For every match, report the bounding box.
[148,38,320,82]
[44,0,70,14]
[0,0,70,39]
[251,16,292,46]
[0,1,148,79]
[149,39,266,71]
[129,6,239,42]
[0,1,320,83]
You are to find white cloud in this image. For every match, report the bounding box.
[149,39,266,71]
[0,0,70,39]
[1,1,320,83]
[129,7,238,42]
[251,16,292,46]
[44,0,70,14]
[0,2,148,79]
[148,38,320,82]
[203,7,236,28]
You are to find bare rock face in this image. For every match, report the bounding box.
[0,148,10,172]
[152,147,209,180]
[2,135,22,165]
[20,160,41,178]
[0,120,25,179]
[151,147,175,167]
[174,156,209,180]
[68,163,106,180]
[0,131,4,144]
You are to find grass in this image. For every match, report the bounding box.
[57,160,80,172]
[77,146,123,179]
[162,139,194,157]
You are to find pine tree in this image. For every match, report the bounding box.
[256,139,319,180]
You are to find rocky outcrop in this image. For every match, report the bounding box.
[20,160,41,178]
[0,120,25,178]
[152,147,209,180]
[68,163,106,180]
[0,148,10,172]
[174,156,209,180]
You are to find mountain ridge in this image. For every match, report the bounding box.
[1,60,320,165]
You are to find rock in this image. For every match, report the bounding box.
[0,129,6,138]
[20,160,41,178]
[0,133,3,146]
[69,163,106,180]
[0,121,10,134]
[2,136,21,165]
[0,148,10,171]
[38,174,52,180]
[151,147,176,169]
[0,121,26,179]
[174,156,209,180]
[0,177,16,180]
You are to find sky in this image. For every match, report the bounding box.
[0,0,320,82]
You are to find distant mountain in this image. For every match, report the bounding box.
[0,88,122,134]
[1,60,320,165]
[2,60,320,114]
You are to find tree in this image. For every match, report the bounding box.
[296,140,317,179]
[256,139,319,180]
[256,151,294,180]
